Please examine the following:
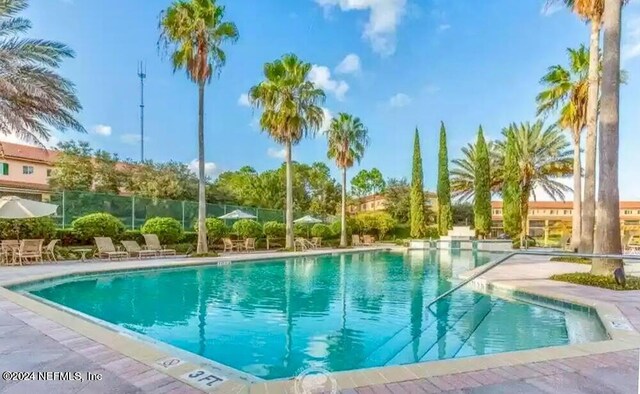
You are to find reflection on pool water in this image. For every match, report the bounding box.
[21,251,606,380]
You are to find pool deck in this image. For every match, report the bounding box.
[0,249,638,393]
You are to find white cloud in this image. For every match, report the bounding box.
[540,2,563,16]
[237,93,250,107]
[316,0,407,56]
[188,159,217,178]
[321,107,333,132]
[91,124,112,136]
[120,134,141,145]
[389,93,411,108]
[335,54,361,74]
[623,14,640,62]
[437,23,451,32]
[309,65,349,100]
[267,147,288,160]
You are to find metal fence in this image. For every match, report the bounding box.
[44,190,286,230]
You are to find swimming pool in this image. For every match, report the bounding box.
[18,250,607,380]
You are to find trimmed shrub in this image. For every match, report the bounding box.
[294,223,308,237]
[311,223,332,239]
[201,218,229,243]
[55,228,84,246]
[141,217,183,245]
[263,221,285,238]
[180,231,198,244]
[0,217,57,241]
[424,225,440,239]
[353,212,397,239]
[551,273,640,290]
[389,224,411,240]
[72,213,125,242]
[330,219,352,239]
[232,219,263,238]
[121,230,144,243]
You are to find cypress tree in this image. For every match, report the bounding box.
[437,121,453,236]
[502,129,522,238]
[410,128,426,238]
[473,126,492,238]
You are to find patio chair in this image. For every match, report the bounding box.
[362,235,375,246]
[295,237,311,251]
[94,237,129,261]
[1,240,19,266]
[310,237,322,248]
[243,238,256,252]
[43,239,59,262]
[222,238,238,253]
[352,234,362,247]
[121,240,158,259]
[15,239,44,265]
[558,234,571,250]
[142,234,176,256]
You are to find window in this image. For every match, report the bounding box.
[0,162,8,175]
[624,210,633,215]
[22,165,33,175]
[46,169,52,177]
[549,210,556,215]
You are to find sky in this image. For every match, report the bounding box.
[7,0,640,199]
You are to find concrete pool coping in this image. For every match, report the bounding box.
[0,248,638,393]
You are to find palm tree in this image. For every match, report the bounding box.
[592,0,624,276]
[326,113,369,247]
[536,45,589,251]
[0,0,85,146]
[498,121,573,239]
[249,54,326,248]
[546,0,628,253]
[451,141,502,201]
[159,0,239,254]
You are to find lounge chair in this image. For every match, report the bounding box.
[43,239,59,262]
[15,239,44,265]
[222,237,239,253]
[243,238,256,252]
[362,235,375,246]
[310,237,322,249]
[624,234,640,254]
[121,240,158,259]
[352,235,362,247]
[142,234,176,256]
[95,237,129,261]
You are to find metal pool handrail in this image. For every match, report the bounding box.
[425,250,640,309]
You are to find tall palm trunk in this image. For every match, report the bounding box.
[520,183,531,248]
[196,81,208,254]
[570,137,582,251]
[340,167,347,247]
[285,141,294,248]
[580,18,602,253]
[592,0,623,276]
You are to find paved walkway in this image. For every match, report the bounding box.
[0,295,201,393]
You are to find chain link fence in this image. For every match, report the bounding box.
[45,190,287,230]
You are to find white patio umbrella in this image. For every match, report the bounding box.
[0,196,58,219]
[294,215,323,237]
[0,196,58,240]
[218,209,257,220]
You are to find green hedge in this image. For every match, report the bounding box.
[202,218,229,244]
[0,217,56,240]
[311,224,332,239]
[232,219,263,238]
[263,221,285,238]
[141,217,183,245]
[180,231,198,244]
[72,213,125,242]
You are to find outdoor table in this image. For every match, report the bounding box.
[74,248,93,262]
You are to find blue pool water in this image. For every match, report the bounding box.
[20,251,606,380]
